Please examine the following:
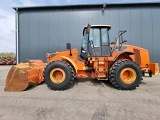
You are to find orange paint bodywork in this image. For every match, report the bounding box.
[123,45,159,75]
[47,49,88,78]
[5,45,159,91]
[4,45,159,92]
[5,23,159,92]
[46,45,159,79]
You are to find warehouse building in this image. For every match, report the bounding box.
[14,2,160,64]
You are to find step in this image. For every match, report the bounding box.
[97,68,106,72]
[98,62,105,65]
[97,78,108,81]
[97,72,106,78]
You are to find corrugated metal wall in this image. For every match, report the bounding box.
[17,4,160,64]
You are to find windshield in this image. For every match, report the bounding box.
[81,29,89,53]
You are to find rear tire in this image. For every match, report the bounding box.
[44,60,75,90]
[109,59,142,90]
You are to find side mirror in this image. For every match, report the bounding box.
[111,42,116,45]
[122,40,127,43]
[123,40,127,43]
[66,43,71,49]
[66,43,72,56]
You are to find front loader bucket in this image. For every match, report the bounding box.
[4,60,45,92]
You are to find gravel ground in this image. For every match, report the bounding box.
[0,66,160,120]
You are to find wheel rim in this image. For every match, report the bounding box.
[120,67,136,84]
[50,68,65,84]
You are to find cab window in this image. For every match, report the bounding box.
[101,28,108,45]
[89,28,100,47]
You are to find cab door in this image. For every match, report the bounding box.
[89,28,101,56]
[101,28,111,56]
[89,27,111,57]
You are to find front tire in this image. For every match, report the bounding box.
[44,60,75,90]
[109,59,142,90]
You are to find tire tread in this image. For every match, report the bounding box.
[109,59,142,90]
[44,60,75,91]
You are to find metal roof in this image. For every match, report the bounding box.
[83,25,111,35]
[85,25,111,28]
[90,25,111,27]
[13,2,160,10]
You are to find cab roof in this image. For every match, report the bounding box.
[89,25,111,28]
[83,24,111,36]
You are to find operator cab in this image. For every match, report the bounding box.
[80,24,111,60]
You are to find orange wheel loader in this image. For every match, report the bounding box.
[4,24,159,91]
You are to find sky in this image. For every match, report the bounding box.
[0,0,160,53]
